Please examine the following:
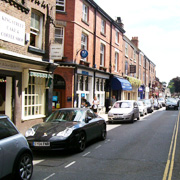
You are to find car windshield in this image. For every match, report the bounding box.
[45,110,84,122]
[113,102,132,108]
[166,98,177,103]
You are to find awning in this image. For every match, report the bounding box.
[29,71,53,79]
[111,77,132,91]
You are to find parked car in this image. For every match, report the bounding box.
[141,99,154,113]
[0,115,33,180]
[108,100,140,123]
[154,99,161,110]
[165,98,179,110]
[137,101,147,116]
[158,97,166,107]
[25,108,106,152]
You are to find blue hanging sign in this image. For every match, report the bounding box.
[80,50,88,58]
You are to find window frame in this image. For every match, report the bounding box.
[100,43,105,66]
[22,76,46,120]
[30,10,43,50]
[81,33,88,61]
[115,30,119,44]
[56,0,66,12]
[101,19,106,35]
[82,3,88,23]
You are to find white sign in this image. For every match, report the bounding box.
[50,44,63,60]
[145,87,149,92]
[0,11,25,46]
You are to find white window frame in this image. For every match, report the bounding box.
[115,52,118,72]
[115,30,119,44]
[101,19,105,34]
[56,0,66,12]
[95,78,105,107]
[22,76,45,120]
[100,43,105,66]
[81,33,88,61]
[55,27,64,44]
[125,42,128,57]
[82,3,88,23]
[30,11,43,49]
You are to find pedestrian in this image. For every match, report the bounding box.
[92,96,99,114]
[111,95,116,106]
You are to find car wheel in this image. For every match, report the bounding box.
[77,132,86,152]
[15,153,33,180]
[137,113,140,120]
[130,114,134,123]
[166,107,168,110]
[100,125,107,140]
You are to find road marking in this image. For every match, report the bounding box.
[162,110,179,180]
[107,124,121,131]
[82,152,90,157]
[33,159,45,165]
[65,161,76,168]
[43,173,55,180]
[95,145,101,149]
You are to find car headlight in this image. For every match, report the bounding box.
[25,128,35,137]
[56,127,74,137]
[108,112,113,117]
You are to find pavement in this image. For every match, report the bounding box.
[99,113,108,121]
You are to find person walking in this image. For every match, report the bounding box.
[111,95,116,106]
[92,96,99,114]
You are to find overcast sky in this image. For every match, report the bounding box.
[94,0,180,84]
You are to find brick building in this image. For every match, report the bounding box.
[53,0,129,113]
[0,0,57,134]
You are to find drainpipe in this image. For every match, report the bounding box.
[93,8,97,98]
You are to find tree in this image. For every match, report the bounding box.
[168,77,180,95]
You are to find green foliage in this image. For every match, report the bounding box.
[127,76,141,87]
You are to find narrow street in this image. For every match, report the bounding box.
[31,108,180,180]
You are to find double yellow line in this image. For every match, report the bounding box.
[162,110,180,180]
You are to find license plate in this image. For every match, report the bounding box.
[114,115,122,118]
[33,142,50,147]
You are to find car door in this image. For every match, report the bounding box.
[84,109,100,141]
[0,117,19,178]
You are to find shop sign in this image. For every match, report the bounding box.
[130,65,136,73]
[50,44,63,60]
[0,60,21,71]
[0,11,25,46]
[80,50,88,58]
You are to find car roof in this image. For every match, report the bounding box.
[0,114,8,119]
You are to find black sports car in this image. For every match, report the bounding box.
[25,108,106,152]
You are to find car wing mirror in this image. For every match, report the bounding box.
[85,116,92,123]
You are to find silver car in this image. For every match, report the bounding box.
[0,115,33,180]
[108,100,140,123]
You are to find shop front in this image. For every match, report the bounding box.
[110,76,132,100]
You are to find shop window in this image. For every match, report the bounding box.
[80,76,83,91]
[85,77,88,91]
[30,10,43,49]
[23,76,45,119]
[96,79,99,91]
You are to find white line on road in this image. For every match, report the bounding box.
[95,145,101,149]
[82,152,91,157]
[65,161,76,168]
[43,173,55,180]
[33,159,45,165]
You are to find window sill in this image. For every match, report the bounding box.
[115,42,120,46]
[100,32,106,37]
[81,19,89,26]
[22,115,46,121]
[99,66,107,72]
[56,11,67,15]
[28,46,45,55]
[80,59,90,66]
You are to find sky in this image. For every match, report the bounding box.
[94,0,180,84]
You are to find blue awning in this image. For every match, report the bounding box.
[111,77,132,91]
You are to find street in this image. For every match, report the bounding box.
[31,108,180,180]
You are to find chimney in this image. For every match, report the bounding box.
[116,17,124,28]
[131,37,139,48]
